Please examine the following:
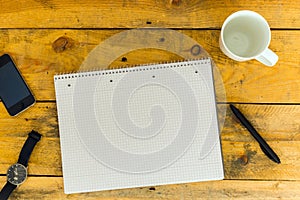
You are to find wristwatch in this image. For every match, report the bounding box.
[0,130,41,200]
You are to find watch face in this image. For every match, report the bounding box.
[7,163,27,185]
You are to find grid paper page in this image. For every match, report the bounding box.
[54,59,224,194]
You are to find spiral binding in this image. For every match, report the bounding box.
[54,58,211,81]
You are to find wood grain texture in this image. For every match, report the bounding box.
[1,103,299,180]
[0,0,299,29]
[2,103,300,141]
[0,177,299,200]
[1,138,298,180]
[1,29,299,103]
[0,1,299,199]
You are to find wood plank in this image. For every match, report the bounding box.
[0,29,299,103]
[222,141,299,180]
[1,103,300,180]
[1,138,297,180]
[0,103,58,138]
[2,103,300,141]
[0,177,299,199]
[0,0,299,28]
[0,137,61,176]
[220,104,300,141]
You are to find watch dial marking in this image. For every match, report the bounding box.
[7,163,27,185]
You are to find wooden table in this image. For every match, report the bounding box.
[0,1,299,199]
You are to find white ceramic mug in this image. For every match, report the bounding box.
[219,10,278,66]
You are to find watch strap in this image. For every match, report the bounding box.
[17,130,42,167]
[0,182,17,200]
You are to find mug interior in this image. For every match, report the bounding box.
[222,12,270,58]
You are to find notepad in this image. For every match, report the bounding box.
[54,59,224,194]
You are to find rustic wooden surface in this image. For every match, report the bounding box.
[0,0,300,199]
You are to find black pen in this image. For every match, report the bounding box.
[230,104,281,164]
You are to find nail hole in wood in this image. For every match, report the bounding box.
[121,57,127,62]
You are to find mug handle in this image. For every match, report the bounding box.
[256,48,278,67]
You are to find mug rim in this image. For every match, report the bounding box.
[220,10,271,60]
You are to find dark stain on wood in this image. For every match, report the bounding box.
[243,144,257,160]
[34,0,56,9]
[170,0,182,6]
[52,36,74,53]
[226,145,257,178]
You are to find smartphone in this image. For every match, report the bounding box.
[0,54,35,116]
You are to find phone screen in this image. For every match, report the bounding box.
[0,62,31,107]
[0,54,35,116]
